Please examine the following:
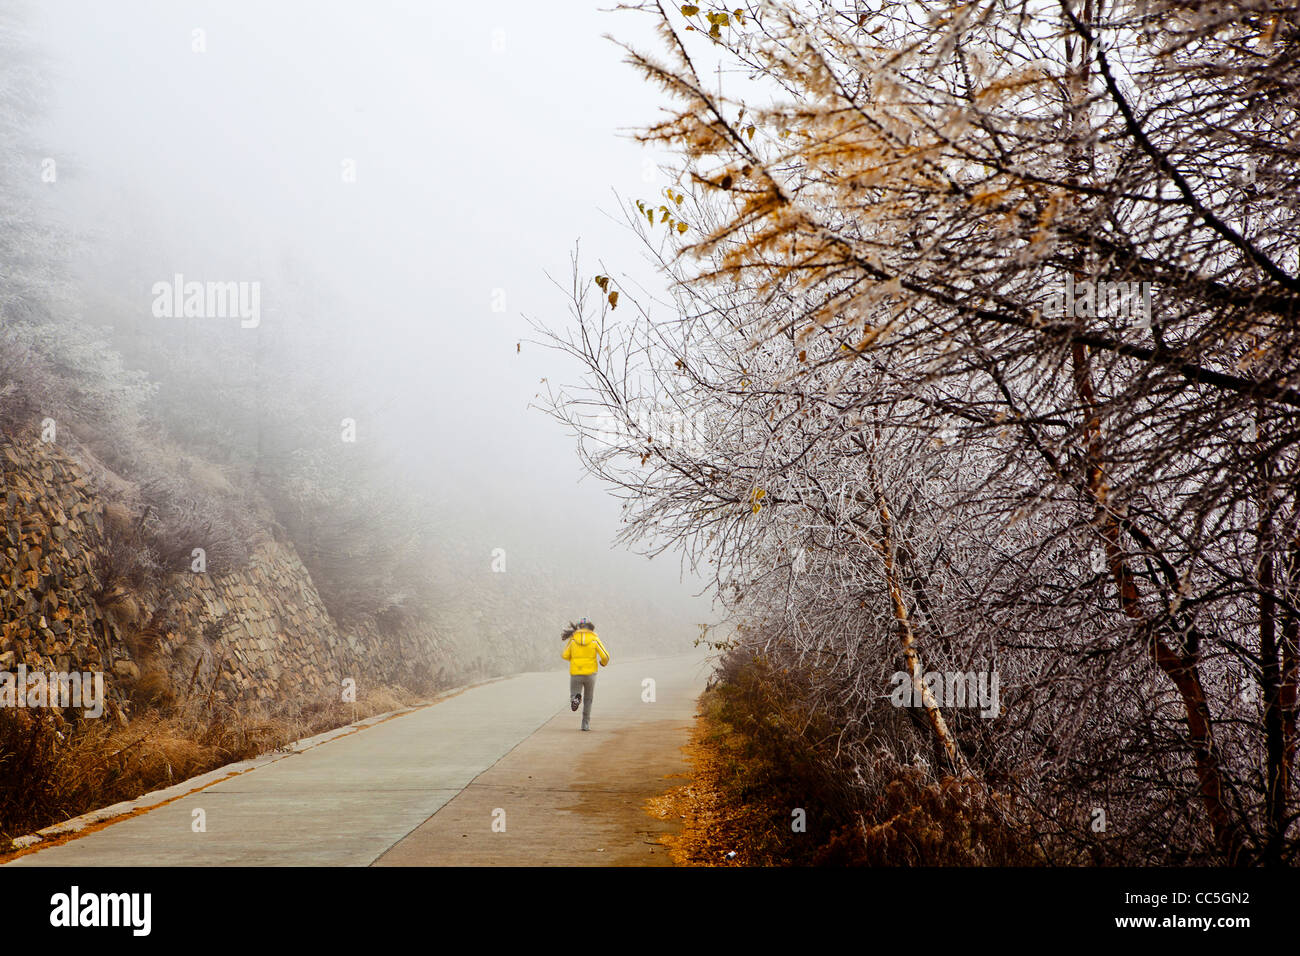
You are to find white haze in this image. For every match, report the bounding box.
[24,0,712,650]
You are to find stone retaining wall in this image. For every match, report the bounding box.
[1,435,472,719]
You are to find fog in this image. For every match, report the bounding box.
[20,0,712,653]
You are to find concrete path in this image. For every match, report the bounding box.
[7,651,711,867]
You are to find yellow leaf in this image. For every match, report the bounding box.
[746,125,755,140]
[681,4,699,15]
[677,222,688,233]
[608,291,619,309]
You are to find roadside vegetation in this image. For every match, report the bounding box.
[651,651,1039,865]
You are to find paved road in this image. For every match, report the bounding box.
[8,651,712,867]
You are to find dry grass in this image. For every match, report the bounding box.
[646,681,854,865]
[649,656,1042,866]
[646,701,767,866]
[0,681,424,848]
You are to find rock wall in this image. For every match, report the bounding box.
[1,439,108,685]
[0,433,488,719]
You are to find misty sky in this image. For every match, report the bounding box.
[25,0,711,631]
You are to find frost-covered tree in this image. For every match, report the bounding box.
[544,0,1299,864]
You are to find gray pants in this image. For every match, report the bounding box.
[569,673,596,723]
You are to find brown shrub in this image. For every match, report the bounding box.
[670,651,1042,866]
[129,668,175,712]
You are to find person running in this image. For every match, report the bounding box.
[562,618,609,731]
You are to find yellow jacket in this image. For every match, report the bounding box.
[563,628,610,676]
